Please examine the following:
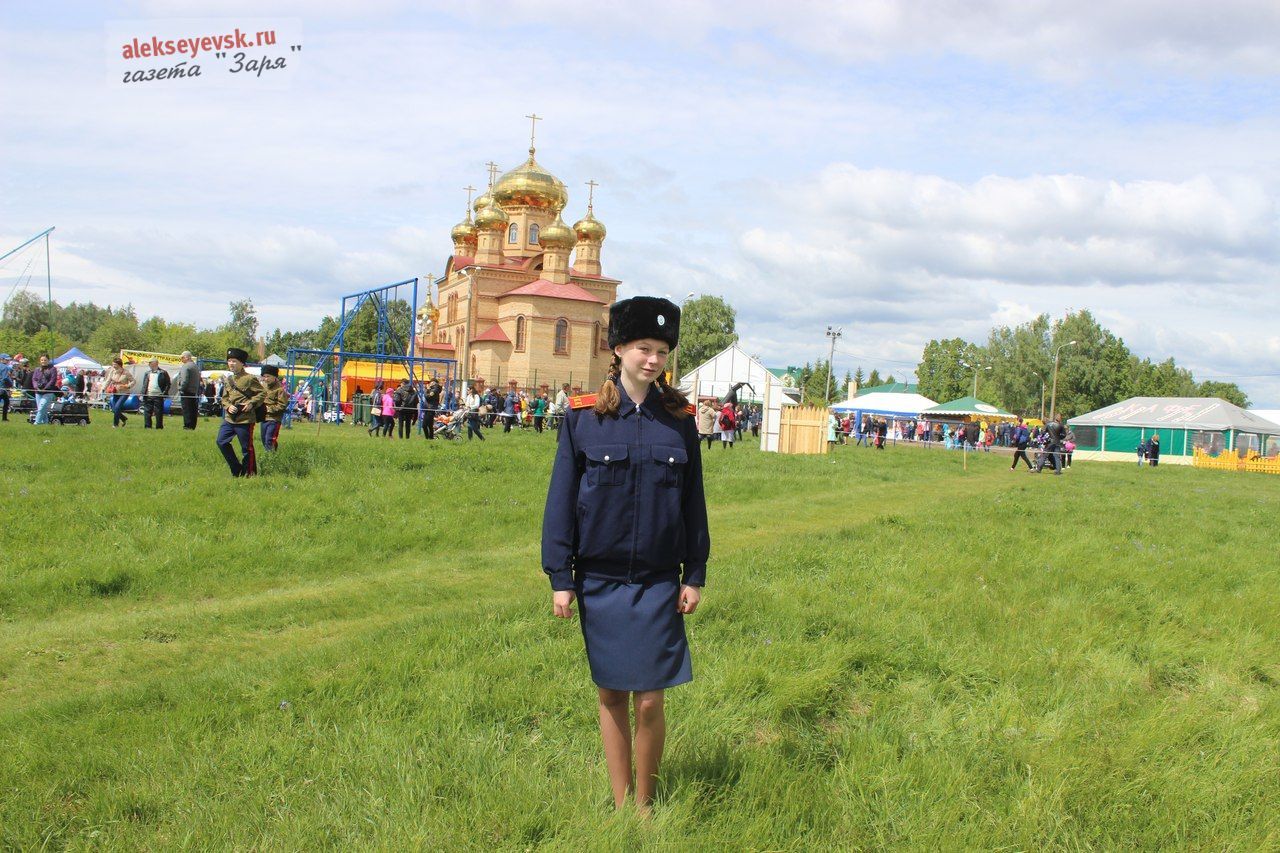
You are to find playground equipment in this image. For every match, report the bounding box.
[286,277,456,422]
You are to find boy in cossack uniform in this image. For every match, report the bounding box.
[259,364,288,452]
[216,348,265,477]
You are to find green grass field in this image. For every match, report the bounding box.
[2,416,1278,849]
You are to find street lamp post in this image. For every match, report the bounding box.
[825,326,843,404]
[1049,340,1078,422]
[960,360,991,398]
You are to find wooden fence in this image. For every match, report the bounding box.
[1192,447,1280,475]
[778,405,829,455]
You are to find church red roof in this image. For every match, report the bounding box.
[501,279,604,303]
[421,341,455,351]
[471,323,511,344]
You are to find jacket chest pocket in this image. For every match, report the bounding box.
[652,445,687,487]
[584,444,628,486]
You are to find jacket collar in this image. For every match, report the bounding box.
[620,384,662,420]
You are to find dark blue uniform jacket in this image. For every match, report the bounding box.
[542,386,710,592]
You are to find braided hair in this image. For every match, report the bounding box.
[592,351,690,419]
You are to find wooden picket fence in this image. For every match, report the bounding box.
[1192,447,1280,475]
[778,405,829,455]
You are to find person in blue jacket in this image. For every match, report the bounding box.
[542,295,710,814]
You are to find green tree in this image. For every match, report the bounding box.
[802,359,839,404]
[916,338,976,403]
[885,373,896,384]
[87,314,144,361]
[1196,380,1249,407]
[224,299,259,349]
[2,291,53,336]
[853,366,865,388]
[675,295,737,376]
[866,369,882,388]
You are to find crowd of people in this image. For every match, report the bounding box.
[695,399,761,449]
[819,410,1078,473]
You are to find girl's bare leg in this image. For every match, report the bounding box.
[597,687,632,808]
[632,689,666,812]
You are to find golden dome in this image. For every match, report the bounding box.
[538,215,575,251]
[451,216,477,245]
[474,199,509,231]
[572,209,607,242]
[492,152,568,211]
[473,190,493,213]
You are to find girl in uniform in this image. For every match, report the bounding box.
[542,296,710,814]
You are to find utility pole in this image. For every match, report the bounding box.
[825,326,842,404]
[1049,340,1078,422]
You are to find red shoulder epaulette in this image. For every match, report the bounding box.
[685,403,696,415]
[570,393,597,409]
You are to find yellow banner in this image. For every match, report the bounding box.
[119,349,184,366]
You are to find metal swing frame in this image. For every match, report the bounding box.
[286,277,456,423]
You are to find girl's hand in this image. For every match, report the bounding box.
[552,590,576,619]
[678,585,701,615]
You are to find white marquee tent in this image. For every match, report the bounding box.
[677,343,792,452]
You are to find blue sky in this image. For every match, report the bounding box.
[3,1,1278,405]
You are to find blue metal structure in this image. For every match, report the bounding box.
[285,277,456,422]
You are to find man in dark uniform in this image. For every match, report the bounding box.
[215,348,265,477]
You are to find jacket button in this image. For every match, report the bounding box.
[668,457,675,464]
[604,455,610,462]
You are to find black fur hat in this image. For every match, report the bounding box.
[226,347,250,362]
[607,296,680,350]
[260,364,280,377]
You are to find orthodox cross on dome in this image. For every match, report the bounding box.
[463,185,475,217]
[485,161,499,189]
[525,112,542,156]
[585,179,598,213]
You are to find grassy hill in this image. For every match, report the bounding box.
[1,419,1277,848]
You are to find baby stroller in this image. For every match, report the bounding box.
[435,409,463,440]
[28,398,91,425]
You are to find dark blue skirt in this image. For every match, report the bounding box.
[577,573,692,692]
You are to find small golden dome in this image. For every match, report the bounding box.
[572,210,606,242]
[493,153,568,211]
[474,199,509,231]
[451,217,477,245]
[538,215,575,251]
[473,190,493,213]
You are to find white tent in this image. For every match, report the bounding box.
[830,391,937,416]
[677,343,791,451]
[52,347,103,371]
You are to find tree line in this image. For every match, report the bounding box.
[0,290,415,365]
[914,309,1248,416]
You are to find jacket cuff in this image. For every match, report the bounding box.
[546,568,575,591]
[681,564,707,587]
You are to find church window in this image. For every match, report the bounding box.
[554,318,570,355]
[508,223,518,244]
[529,224,540,245]
[593,322,601,357]
[448,293,458,324]
[515,316,526,352]
[598,322,610,351]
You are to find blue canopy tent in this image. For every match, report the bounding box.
[53,347,104,371]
